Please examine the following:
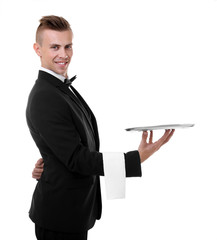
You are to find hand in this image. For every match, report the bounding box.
[32,158,44,180]
[138,129,175,163]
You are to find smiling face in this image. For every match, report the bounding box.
[33,29,73,78]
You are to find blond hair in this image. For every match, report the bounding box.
[36,15,71,45]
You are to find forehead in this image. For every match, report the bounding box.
[41,29,73,45]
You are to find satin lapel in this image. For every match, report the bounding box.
[37,70,99,150]
[58,84,96,137]
[37,71,97,144]
[69,86,93,116]
[69,86,100,150]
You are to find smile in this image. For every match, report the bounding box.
[55,61,68,66]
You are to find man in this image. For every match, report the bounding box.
[26,15,174,240]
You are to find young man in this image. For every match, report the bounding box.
[26,15,174,240]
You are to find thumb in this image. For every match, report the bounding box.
[138,131,148,151]
[142,131,148,142]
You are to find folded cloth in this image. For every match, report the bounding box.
[102,152,126,200]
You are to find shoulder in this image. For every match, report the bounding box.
[27,80,69,115]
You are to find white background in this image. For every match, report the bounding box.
[0,0,217,239]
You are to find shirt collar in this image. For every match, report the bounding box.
[39,67,67,83]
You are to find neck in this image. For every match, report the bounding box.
[40,67,68,82]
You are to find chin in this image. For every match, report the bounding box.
[54,68,68,77]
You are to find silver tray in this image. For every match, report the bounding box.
[125,124,195,132]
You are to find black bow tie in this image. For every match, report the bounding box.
[64,75,77,86]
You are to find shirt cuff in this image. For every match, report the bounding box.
[102,152,126,200]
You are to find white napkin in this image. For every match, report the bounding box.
[102,152,126,200]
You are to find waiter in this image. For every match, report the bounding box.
[26,15,175,240]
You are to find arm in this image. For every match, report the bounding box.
[29,90,104,176]
[32,130,175,180]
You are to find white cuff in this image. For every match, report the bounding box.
[102,152,126,200]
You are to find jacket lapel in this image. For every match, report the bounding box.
[59,84,95,134]
[38,70,99,143]
[37,70,98,143]
[69,86,100,151]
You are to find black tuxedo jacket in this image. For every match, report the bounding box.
[26,71,141,233]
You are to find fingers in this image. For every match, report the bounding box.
[33,158,44,179]
[162,129,175,145]
[149,130,153,144]
[154,129,175,150]
[32,174,41,180]
[36,158,44,164]
[35,158,44,167]
[33,167,44,173]
[142,131,148,142]
[139,129,175,163]
[32,169,43,179]
[32,166,43,179]
[142,131,153,143]
[160,129,172,143]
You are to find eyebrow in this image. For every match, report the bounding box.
[49,43,73,47]
[66,43,73,47]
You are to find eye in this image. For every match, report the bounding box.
[66,45,72,49]
[51,45,59,50]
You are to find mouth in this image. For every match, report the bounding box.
[55,61,69,67]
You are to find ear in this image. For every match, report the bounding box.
[33,43,42,57]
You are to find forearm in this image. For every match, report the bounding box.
[124,150,142,177]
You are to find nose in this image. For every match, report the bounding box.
[59,48,68,59]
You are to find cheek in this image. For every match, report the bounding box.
[68,49,73,57]
[47,52,57,62]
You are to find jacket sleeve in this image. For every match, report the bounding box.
[28,90,141,177]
